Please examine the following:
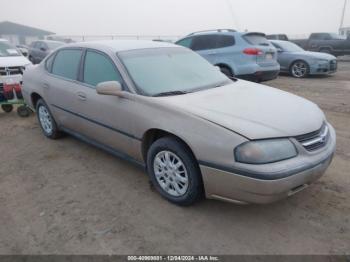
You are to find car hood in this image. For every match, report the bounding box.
[0,56,31,67]
[290,51,336,60]
[161,80,325,139]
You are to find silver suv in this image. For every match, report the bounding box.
[176,29,280,82]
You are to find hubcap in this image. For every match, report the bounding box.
[292,62,307,77]
[153,151,189,197]
[38,106,53,134]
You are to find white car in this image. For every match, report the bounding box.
[0,39,31,99]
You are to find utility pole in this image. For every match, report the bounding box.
[340,0,348,30]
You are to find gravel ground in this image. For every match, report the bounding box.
[0,63,349,255]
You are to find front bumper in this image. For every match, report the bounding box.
[310,60,337,75]
[200,124,336,204]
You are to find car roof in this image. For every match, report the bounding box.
[37,40,64,43]
[269,40,291,44]
[65,40,178,52]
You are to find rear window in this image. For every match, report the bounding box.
[52,49,82,80]
[243,34,270,46]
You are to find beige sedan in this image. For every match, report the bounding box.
[22,40,336,205]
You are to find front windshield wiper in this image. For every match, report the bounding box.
[153,90,189,97]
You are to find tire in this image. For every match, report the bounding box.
[36,99,62,139]
[219,66,234,78]
[17,105,31,117]
[146,137,203,206]
[1,104,13,113]
[290,60,310,78]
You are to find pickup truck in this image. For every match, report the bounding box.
[292,33,350,56]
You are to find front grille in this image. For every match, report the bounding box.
[330,60,337,71]
[295,123,329,151]
[0,66,23,76]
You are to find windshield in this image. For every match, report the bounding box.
[47,42,64,49]
[273,41,304,52]
[0,41,21,57]
[118,47,230,96]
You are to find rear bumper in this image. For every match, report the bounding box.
[237,70,280,82]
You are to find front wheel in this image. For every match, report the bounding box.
[147,137,203,206]
[36,99,62,139]
[290,61,309,78]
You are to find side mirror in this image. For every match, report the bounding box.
[96,81,124,97]
[276,48,283,52]
[40,47,47,52]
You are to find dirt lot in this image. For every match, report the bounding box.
[0,63,349,255]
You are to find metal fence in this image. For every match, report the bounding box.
[47,35,182,43]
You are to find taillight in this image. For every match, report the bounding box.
[243,48,263,55]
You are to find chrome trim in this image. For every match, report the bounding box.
[301,125,329,147]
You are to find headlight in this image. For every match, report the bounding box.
[234,139,297,164]
[315,59,328,64]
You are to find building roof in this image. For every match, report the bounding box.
[0,21,54,36]
[67,40,178,52]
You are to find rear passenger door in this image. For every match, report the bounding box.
[44,48,85,130]
[73,49,135,156]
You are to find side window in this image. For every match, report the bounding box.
[41,42,48,50]
[45,53,56,72]
[83,51,122,87]
[176,37,193,48]
[52,49,82,80]
[38,42,45,49]
[216,35,235,48]
[191,35,218,51]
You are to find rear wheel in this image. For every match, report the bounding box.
[147,137,203,206]
[290,61,309,78]
[36,99,62,139]
[1,104,13,113]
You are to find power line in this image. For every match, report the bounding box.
[340,0,348,29]
[225,0,241,31]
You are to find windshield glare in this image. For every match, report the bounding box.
[119,48,230,96]
[274,41,304,52]
[0,41,21,57]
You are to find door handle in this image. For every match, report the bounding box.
[77,92,87,101]
[43,83,50,89]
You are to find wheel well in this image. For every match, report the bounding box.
[215,63,234,76]
[141,129,197,163]
[31,92,42,109]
